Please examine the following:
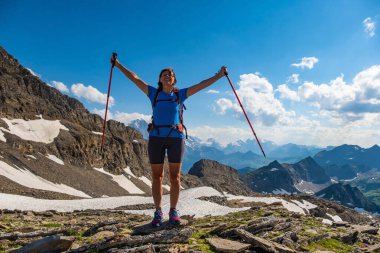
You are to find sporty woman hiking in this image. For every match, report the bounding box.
[112,57,227,227]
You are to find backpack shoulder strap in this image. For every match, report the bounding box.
[153,87,161,108]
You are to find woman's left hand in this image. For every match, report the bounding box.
[217,66,228,78]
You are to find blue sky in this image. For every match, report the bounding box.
[1,0,380,147]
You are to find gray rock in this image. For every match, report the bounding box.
[107,244,155,253]
[351,225,379,235]
[206,237,251,253]
[233,228,295,253]
[9,235,74,253]
[246,217,280,234]
[337,231,359,245]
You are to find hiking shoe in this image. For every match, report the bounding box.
[169,208,181,225]
[151,209,163,227]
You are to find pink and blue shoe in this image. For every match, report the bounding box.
[169,208,181,225]
[151,208,163,227]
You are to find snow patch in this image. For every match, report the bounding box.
[25,155,37,160]
[139,176,152,187]
[46,154,64,165]
[0,130,6,142]
[124,167,135,178]
[354,207,365,213]
[92,131,103,135]
[322,219,333,225]
[223,193,316,215]
[272,189,291,195]
[0,118,69,144]
[94,167,144,194]
[0,186,248,217]
[291,200,317,214]
[327,213,342,222]
[270,168,279,171]
[0,161,90,198]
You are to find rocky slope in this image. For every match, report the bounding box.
[1,194,379,253]
[315,183,380,213]
[314,144,380,172]
[242,157,331,195]
[188,159,251,195]
[242,160,299,194]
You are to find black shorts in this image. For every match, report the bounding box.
[148,137,185,164]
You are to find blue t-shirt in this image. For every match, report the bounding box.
[147,85,188,138]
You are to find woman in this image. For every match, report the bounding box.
[113,57,227,226]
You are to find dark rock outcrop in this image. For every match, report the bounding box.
[242,160,299,194]
[315,183,380,213]
[188,159,250,195]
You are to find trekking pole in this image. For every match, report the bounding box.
[101,52,117,151]
[224,72,267,158]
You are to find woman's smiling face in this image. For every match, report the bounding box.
[160,70,176,87]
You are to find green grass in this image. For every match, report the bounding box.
[303,217,323,229]
[195,238,216,252]
[365,189,380,205]
[306,238,353,253]
[38,223,62,228]
[190,231,216,252]
[65,229,80,236]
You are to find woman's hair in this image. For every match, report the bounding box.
[157,68,177,91]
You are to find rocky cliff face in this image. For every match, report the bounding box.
[291,156,330,184]
[242,160,299,194]
[188,159,250,195]
[242,157,332,195]
[0,46,147,173]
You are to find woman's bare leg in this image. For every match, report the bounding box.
[168,162,181,208]
[151,163,164,209]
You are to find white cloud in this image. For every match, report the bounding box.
[190,112,380,148]
[239,73,273,93]
[114,112,151,125]
[298,65,380,118]
[287,74,299,84]
[291,57,319,69]
[92,109,151,126]
[206,66,380,148]
[276,84,300,101]
[189,126,253,147]
[51,81,69,93]
[215,98,235,114]
[71,83,115,106]
[92,108,113,120]
[206,89,220,94]
[26,68,41,78]
[363,17,376,37]
[216,73,295,126]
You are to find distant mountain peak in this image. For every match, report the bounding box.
[315,182,379,212]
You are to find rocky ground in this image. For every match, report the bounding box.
[1,198,380,253]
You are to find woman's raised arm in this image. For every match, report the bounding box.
[113,58,148,95]
[187,66,227,98]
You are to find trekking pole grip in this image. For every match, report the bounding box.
[111,52,118,67]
